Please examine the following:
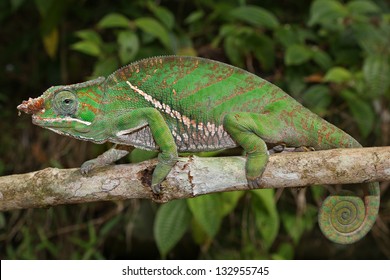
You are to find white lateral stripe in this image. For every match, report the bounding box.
[125,80,226,137]
[39,116,91,126]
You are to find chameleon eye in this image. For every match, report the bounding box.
[53,90,78,116]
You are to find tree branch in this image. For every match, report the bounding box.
[0,147,389,211]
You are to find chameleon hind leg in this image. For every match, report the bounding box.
[223,112,278,188]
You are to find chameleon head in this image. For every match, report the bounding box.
[17,77,105,139]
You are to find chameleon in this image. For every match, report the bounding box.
[17,55,379,244]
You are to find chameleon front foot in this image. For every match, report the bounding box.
[150,154,178,194]
[80,159,98,175]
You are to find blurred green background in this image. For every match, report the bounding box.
[0,0,389,259]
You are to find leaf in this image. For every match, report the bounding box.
[118,30,139,64]
[42,27,58,59]
[97,13,130,28]
[308,0,348,27]
[341,90,375,137]
[220,191,244,217]
[347,0,380,15]
[280,211,304,245]
[271,242,294,260]
[285,44,312,66]
[275,25,301,48]
[324,66,352,83]
[148,3,175,30]
[302,85,331,115]
[187,194,223,238]
[75,30,103,46]
[223,35,246,68]
[229,5,280,29]
[154,199,191,258]
[251,189,279,249]
[91,57,119,77]
[71,40,101,57]
[252,34,275,71]
[311,48,333,70]
[363,55,390,97]
[135,17,171,50]
[184,10,204,24]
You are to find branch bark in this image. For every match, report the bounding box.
[1,147,389,211]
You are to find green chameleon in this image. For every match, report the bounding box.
[17,56,379,244]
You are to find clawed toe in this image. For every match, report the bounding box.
[247,177,262,189]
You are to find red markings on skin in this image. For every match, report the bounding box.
[17,97,44,115]
[81,102,99,114]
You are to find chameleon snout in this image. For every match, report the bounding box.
[17,97,45,115]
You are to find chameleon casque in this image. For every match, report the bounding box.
[17,56,379,244]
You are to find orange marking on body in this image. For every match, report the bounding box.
[81,102,99,114]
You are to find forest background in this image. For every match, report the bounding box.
[0,0,389,259]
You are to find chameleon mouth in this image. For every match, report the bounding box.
[32,115,92,127]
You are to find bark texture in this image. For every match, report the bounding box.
[0,147,388,211]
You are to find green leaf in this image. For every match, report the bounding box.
[154,199,191,258]
[311,48,333,70]
[118,30,139,64]
[229,5,280,29]
[308,0,348,27]
[311,185,327,203]
[275,25,301,47]
[224,35,246,68]
[71,40,101,57]
[252,34,275,71]
[251,189,279,249]
[184,10,204,24]
[75,30,103,46]
[281,211,304,245]
[285,44,312,66]
[97,13,130,28]
[220,191,244,217]
[271,242,294,260]
[363,55,390,97]
[302,85,331,115]
[91,57,119,77]
[347,0,380,15]
[135,17,171,49]
[341,90,375,137]
[324,66,352,83]
[187,194,223,238]
[148,3,175,30]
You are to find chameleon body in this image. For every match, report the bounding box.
[17,56,379,244]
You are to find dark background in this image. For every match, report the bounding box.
[0,0,389,259]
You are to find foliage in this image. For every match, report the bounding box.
[1,0,389,260]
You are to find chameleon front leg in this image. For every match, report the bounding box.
[81,108,177,194]
[223,112,271,188]
[81,145,131,174]
[140,108,178,194]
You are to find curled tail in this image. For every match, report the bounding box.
[317,132,380,244]
[319,182,379,244]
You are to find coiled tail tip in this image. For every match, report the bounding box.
[318,184,380,244]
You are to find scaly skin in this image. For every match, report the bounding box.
[17,56,380,244]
